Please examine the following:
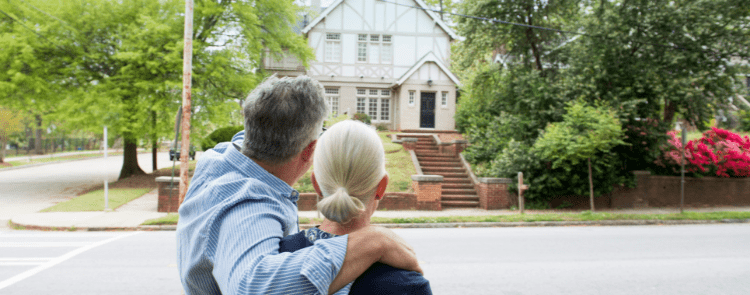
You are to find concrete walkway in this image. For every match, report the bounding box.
[9,188,750,231]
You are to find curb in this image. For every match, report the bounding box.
[10,219,750,232]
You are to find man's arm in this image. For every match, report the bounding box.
[328,226,423,295]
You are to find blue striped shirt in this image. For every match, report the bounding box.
[177,131,351,295]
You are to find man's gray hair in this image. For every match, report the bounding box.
[241,75,328,165]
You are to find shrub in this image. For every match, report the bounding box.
[656,127,750,177]
[375,124,388,131]
[739,110,750,132]
[352,113,371,124]
[201,125,244,151]
[324,114,348,127]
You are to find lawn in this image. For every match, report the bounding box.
[42,188,151,212]
[144,211,750,226]
[0,152,125,169]
[292,131,416,193]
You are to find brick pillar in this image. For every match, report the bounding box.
[402,138,417,151]
[411,175,443,210]
[451,140,468,156]
[476,177,512,209]
[155,176,180,213]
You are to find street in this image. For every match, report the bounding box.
[0,152,178,223]
[0,224,748,295]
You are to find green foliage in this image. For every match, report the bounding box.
[739,110,750,132]
[352,113,371,125]
[201,126,244,151]
[533,101,625,169]
[324,114,348,128]
[375,125,388,132]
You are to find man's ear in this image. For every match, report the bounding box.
[311,172,323,196]
[300,140,316,163]
[374,175,388,200]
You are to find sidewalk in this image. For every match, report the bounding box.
[9,190,750,231]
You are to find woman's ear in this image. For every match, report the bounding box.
[311,172,323,196]
[374,175,388,200]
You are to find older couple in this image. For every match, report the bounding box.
[176,76,431,294]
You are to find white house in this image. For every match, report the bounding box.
[264,0,462,131]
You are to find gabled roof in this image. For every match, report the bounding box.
[301,0,463,41]
[392,51,461,87]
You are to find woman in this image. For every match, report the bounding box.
[279,120,432,295]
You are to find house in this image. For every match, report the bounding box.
[264,0,463,131]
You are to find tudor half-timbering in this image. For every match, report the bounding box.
[295,0,462,131]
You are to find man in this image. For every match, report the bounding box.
[177,75,422,295]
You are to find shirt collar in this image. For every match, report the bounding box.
[224,142,299,202]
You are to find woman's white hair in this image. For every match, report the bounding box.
[315,120,386,224]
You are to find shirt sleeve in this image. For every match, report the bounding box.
[212,200,349,295]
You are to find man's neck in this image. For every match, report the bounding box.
[252,158,301,187]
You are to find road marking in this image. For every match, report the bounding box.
[0,258,54,261]
[0,232,141,290]
[0,233,124,238]
[0,262,46,266]
[0,242,92,248]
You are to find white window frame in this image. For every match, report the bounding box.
[325,88,339,116]
[357,34,367,62]
[381,35,392,64]
[441,91,448,108]
[356,89,391,122]
[325,33,341,62]
[408,91,415,106]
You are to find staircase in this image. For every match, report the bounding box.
[400,134,479,209]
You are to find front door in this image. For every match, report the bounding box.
[420,92,435,128]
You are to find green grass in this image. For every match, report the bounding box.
[142,213,180,226]
[144,211,750,226]
[41,188,151,212]
[293,131,416,193]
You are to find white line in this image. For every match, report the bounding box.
[0,232,141,290]
[0,262,45,266]
[0,233,123,238]
[0,242,92,248]
[0,258,54,261]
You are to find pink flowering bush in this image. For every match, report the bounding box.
[656,128,750,177]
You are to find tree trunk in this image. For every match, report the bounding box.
[589,157,595,212]
[663,99,676,123]
[35,114,43,155]
[0,139,6,163]
[152,111,157,171]
[119,132,145,179]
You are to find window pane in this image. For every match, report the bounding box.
[380,99,389,121]
[358,34,367,41]
[357,89,366,95]
[409,91,415,105]
[370,34,379,42]
[442,92,447,106]
[358,43,367,62]
[326,33,340,40]
[382,35,392,42]
[381,89,390,96]
[325,88,339,94]
[369,98,378,118]
[357,97,366,114]
[369,89,378,96]
[328,97,339,116]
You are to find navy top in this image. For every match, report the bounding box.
[280,227,433,295]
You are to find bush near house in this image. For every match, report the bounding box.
[201,126,244,151]
[655,127,750,178]
[352,113,371,125]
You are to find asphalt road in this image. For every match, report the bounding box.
[0,224,748,295]
[0,152,178,223]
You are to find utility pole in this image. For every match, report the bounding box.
[179,0,194,206]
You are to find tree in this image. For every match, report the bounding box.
[1,0,313,179]
[0,107,23,163]
[533,101,625,211]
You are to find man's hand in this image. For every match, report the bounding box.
[363,225,423,274]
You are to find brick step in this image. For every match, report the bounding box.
[441,189,477,195]
[415,149,439,153]
[441,194,479,201]
[442,178,472,184]
[441,183,476,189]
[422,167,465,173]
[441,200,480,208]
[418,161,463,167]
[417,154,456,159]
[429,172,468,178]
